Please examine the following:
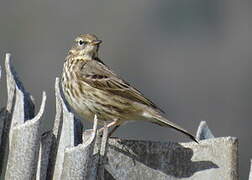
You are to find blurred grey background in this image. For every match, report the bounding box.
[0,0,249,178]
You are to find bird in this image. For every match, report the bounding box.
[61,33,198,143]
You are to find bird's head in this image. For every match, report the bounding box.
[69,34,102,59]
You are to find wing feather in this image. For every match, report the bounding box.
[79,59,164,113]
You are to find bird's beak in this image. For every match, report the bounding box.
[92,40,102,45]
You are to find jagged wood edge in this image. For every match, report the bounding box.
[5,53,35,120]
[5,53,35,143]
[0,53,36,178]
[5,92,46,180]
[61,116,98,180]
[44,77,63,180]
[0,65,3,147]
[49,77,82,180]
[196,121,215,140]
[0,54,16,178]
[249,159,252,180]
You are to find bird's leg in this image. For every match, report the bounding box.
[108,125,120,137]
[98,120,119,137]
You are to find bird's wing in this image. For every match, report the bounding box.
[79,59,164,113]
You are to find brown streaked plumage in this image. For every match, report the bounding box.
[61,33,198,143]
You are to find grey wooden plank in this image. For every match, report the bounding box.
[0,53,37,179]
[61,116,98,180]
[105,137,238,180]
[36,130,53,180]
[5,92,46,180]
[50,78,83,180]
[0,65,3,147]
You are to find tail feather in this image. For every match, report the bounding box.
[153,116,198,143]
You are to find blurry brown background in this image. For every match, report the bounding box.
[0,0,249,178]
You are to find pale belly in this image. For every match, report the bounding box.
[62,85,101,122]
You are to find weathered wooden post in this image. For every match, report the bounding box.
[0,54,46,180]
[0,53,239,180]
[47,78,109,180]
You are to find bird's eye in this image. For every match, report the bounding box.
[78,40,85,46]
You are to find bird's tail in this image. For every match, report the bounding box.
[152,115,198,143]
